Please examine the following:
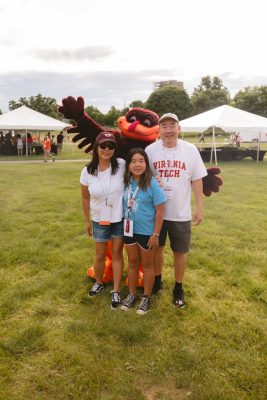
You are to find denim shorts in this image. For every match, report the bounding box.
[92,220,124,242]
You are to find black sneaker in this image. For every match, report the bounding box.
[173,288,185,308]
[136,296,151,315]
[111,291,121,310]
[121,294,136,311]
[88,282,105,297]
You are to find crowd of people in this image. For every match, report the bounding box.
[80,113,207,314]
[0,130,65,157]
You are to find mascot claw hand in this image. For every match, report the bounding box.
[58,96,118,153]
[203,167,223,196]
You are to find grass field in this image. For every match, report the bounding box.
[0,159,266,400]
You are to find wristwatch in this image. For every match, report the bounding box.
[152,232,160,237]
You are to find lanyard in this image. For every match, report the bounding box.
[126,184,139,218]
[162,143,177,182]
[98,168,111,206]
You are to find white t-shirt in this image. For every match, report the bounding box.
[80,158,125,223]
[145,139,207,221]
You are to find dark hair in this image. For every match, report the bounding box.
[124,148,152,190]
[87,141,118,176]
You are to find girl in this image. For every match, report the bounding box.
[121,148,166,314]
[80,132,125,309]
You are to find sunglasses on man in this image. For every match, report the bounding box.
[99,142,116,150]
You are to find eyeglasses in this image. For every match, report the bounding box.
[99,142,116,150]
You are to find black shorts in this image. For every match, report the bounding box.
[123,233,151,251]
[159,220,191,253]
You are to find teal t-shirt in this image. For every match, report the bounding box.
[123,176,167,235]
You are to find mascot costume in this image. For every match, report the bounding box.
[58,96,222,285]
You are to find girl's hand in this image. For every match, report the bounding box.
[85,222,92,236]
[147,235,159,250]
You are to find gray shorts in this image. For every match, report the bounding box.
[159,220,191,253]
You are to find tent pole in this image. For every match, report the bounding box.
[25,129,28,156]
[210,127,217,165]
[213,126,217,165]
[256,132,261,163]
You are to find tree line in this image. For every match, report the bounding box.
[3,76,267,127]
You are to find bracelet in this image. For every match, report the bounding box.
[152,232,160,237]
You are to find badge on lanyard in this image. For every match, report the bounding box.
[124,218,133,236]
[99,169,112,225]
[99,205,111,225]
[124,184,139,236]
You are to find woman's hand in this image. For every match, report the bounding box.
[85,221,92,237]
[147,235,159,250]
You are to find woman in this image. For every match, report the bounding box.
[121,148,166,314]
[80,132,125,309]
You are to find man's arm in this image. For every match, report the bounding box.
[191,178,203,226]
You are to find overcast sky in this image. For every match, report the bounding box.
[0,0,266,113]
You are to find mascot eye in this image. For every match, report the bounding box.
[128,115,137,123]
[143,118,151,127]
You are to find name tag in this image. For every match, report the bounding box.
[124,219,133,237]
[99,206,111,225]
[164,185,173,199]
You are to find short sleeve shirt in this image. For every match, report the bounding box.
[80,158,125,223]
[145,139,207,221]
[123,176,167,235]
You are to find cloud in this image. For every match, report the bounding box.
[1,69,266,114]
[219,72,267,95]
[0,68,176,113]
[31,46,114,61]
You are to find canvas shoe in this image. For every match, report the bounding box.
[111,291,121,310]
[136,296,151,315]
[88,282,105,297]
[173,288,185,308]
[121,293,136,311]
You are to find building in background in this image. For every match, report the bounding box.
[154,80,184,90]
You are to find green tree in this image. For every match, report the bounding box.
[9,94,59,119]
[233,86,267,117]
[145,86,193,120]
[103,106,121,127]
[191,75,230,114]
[84,105,105,123]
[129,100,145,108]
[0,109,2,115]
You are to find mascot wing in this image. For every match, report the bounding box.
[58,96,118,153]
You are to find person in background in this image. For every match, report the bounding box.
[43,134,55,162]
[145,113,207,308]
[26,133,33,155]
[56,131,64,154]
[199,133,205,143]
[121,148,166,315]
[80,132,125,309]
[16,134,23,156]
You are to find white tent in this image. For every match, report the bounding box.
[180,105,267,164]
[0,106,69,156]
[0,105,69,130]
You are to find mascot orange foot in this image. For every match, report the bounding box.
[58,96,223,287]
[87,242,144,286]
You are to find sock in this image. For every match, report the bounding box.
[173,282,183,294]
[153,275,162,291]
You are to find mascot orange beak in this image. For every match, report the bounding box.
[118,116,159,142]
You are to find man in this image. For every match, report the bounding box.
[145,113,207,308]
[56,131,64,154]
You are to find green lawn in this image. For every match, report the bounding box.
[0,160,266,400]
